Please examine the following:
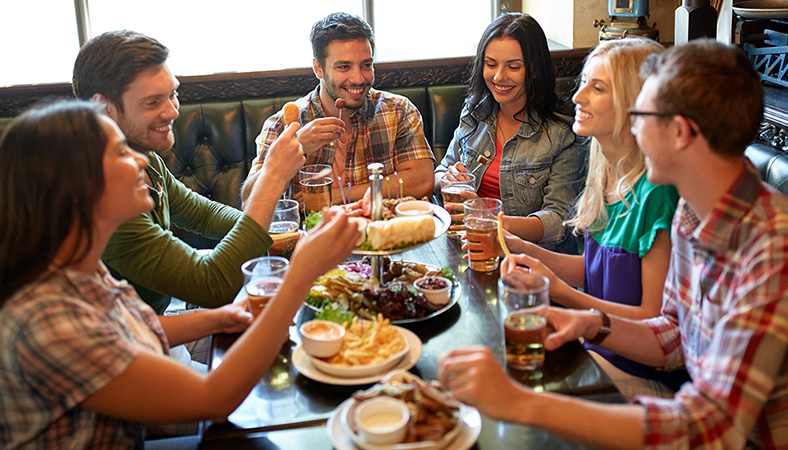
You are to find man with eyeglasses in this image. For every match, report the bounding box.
[243,12,435,204]
[438,39,788,448]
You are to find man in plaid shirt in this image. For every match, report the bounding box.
[437,40,788,448]
[244,12,435,204]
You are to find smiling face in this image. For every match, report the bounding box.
[95,116,154,226]
[314,38,374,112]
[104,64,180,154]
[572,56,616,144]
[483,37,527,111]
[632,76,678,186]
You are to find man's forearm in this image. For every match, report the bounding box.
[241,171,260,205]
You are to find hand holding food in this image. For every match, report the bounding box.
[295,117,345,154]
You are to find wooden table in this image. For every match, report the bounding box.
[201,235,624,448]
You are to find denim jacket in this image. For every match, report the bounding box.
[436,103,587,253]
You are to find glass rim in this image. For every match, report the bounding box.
[241,256,290,274]
[498,272,549,293]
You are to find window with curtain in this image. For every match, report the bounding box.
[0,0,494,87]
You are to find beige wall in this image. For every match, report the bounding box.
[524,0,682,48]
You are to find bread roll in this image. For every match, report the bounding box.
[348,217,368,247]
[367,216,434,250]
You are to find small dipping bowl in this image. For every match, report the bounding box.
[354,397,410,445]
[395,200,433,217]
[299,320,345,358]
[414,276,452,306]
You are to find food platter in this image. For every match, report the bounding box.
[326,370,482,450]
[351,204,450,256]
[733,0,788,19]
[304,261,461,325]
[292,327,422,385]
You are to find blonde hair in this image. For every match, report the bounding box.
[566,38,665,235]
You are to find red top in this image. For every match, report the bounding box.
[477,138,502,199]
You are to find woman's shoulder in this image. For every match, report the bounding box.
[634,173,679,202]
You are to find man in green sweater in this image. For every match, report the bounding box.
[73,30,305,315]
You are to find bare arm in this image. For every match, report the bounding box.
[82,211,361,423]
[338,158,435,203]
[439,346,645,449]
[501,215,545,243]
[502,230,671,320]
[503,239,585,287]
[157,304,252,347]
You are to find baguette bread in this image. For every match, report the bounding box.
[367,215,434,250]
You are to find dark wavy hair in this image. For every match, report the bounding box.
[73,30,169,113]
[310,12,375,68]
[0,100,108,303]
[462,13,571,142]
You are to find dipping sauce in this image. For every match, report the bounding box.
[360,412,405,431]
[302,321,343,340]
[415,276,450,290]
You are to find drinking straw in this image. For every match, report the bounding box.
[386,176,391,198]
[348,182,352,201]
[394,171,399,198]
[399,178,404,198]
[337,175,347,205]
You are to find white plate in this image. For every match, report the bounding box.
[292,327,422,385]
[327,398,481,450]
[309,328,411,378]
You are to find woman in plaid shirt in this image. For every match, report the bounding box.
[0,100,361,448]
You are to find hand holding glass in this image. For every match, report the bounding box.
[498,272,549,373]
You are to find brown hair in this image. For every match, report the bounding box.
[72,30,169,112]
[639,39,763,157]
[0,100,108,302]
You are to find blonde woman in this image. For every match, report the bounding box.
[504,38,688,398]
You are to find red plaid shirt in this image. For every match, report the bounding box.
[251,86,433,192]
[638,166,788,449]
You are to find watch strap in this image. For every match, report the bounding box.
[588,308,611,345]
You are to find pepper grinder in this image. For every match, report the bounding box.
[675,0,717,45]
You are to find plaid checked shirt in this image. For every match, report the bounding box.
[0,264,168,449]
[637,166,788,449]
[251,85,433,192]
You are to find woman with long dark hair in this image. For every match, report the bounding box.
[434,13,586,254]
[0,100,360,448]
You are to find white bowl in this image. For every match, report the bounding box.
[354,397,410,446]
[395,200,433,217]
[413,276,452,306]
[309,329,410,378]
[299,320,345,358]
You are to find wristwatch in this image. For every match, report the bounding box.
[588,308,611,345]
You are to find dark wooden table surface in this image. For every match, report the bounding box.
[199,235,624,449]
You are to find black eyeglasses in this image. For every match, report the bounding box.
[627,108,697,136]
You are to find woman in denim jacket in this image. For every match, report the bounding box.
[435,13,587,254]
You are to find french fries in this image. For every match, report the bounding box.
[322,314,406,366]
